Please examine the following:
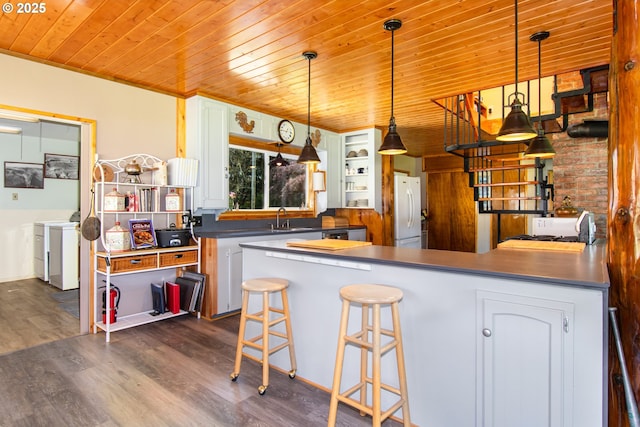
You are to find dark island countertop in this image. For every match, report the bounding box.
[240,239,610,290]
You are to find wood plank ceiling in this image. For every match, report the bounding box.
[0,0,612,157]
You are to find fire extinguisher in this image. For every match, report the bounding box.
[100,282,121,324]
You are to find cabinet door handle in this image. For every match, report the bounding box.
[482,328,492,337]
[130,259,142,265]
[174,254,183,259]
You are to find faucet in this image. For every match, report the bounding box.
[276,207,287,229]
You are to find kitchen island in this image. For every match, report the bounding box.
[194,226,366,317]
[239,239,609,427]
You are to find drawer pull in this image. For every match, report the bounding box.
[130,259,142,265]
[174,254,183,259]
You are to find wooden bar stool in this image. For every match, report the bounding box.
[327,284,411,426]
[230,277,296,395]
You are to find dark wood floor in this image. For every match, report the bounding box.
[0,305,405,426]
[0,278,79,355]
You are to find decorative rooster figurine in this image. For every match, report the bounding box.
[235,111,255,133]
[310,129,321,147]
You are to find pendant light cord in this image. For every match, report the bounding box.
[530,31,549,127]
[307,55,311,137]
[390,27,395,120]
[514,0,519,97]
[537,37,542,127]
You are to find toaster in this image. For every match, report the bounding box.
[155,228,192,248]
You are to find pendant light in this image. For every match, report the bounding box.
[269,145,289,167]
[378,19,407,155]
[496,0,537,142]
[524,31,556,158]
[297,51,321,164]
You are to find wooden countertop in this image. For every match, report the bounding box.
[240,239,610,290]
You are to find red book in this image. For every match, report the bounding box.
[165,281,180,314]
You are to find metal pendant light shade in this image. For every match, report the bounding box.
[496,0,537,142]
[298,138,320,163]
[298,51,321,164]
[381,117,406,154]
[524,134,555,158]
[497,98,537,142]
[269,150,289,167]
[524,30,555,158]
[378,19,407,155]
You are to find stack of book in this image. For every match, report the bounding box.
[154,271,205,315]
[137,187,161,212]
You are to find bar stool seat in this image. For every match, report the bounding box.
[328,284,411,426]
[230,277,296,395]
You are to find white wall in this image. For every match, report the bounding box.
[0,54,177,160]
[0,54,178,282]
[394,154,418,176]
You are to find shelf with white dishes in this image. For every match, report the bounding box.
[92,154,201,343]
[342,129,381,211]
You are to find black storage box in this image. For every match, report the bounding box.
[155,228,192,248]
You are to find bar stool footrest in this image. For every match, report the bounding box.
[336,393,405,424]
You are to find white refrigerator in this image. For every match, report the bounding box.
[394,175,422,248]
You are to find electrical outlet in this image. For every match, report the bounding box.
[11,193,18,201]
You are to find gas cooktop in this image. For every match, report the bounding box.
[505,234,580,243]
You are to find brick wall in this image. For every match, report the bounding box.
[549,71,608,238]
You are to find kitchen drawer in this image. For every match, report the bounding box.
[98,253,157,273]
[159,250,198,267]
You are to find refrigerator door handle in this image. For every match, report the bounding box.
[407,189,414,228]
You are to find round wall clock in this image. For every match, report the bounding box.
[277,119,295,144]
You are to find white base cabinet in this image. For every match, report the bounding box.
[477,291,575,427]
[208,232,322,316]
[347,228,366,241]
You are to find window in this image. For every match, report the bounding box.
[228,146,307,210]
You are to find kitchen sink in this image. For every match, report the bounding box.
[270,227,314,233]
[213,227,316,237]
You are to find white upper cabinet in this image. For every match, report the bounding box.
[316,129,341,208]
[186,96,228,210]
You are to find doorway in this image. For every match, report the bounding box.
[0,107,95,345]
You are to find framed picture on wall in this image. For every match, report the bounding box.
[44,153,79,180]
[4,162,44,189]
